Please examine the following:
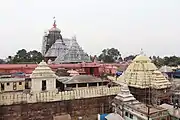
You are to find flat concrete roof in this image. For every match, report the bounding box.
[126,102,168,115]
[57,75,108,84]
[160,104,180,118]
[0,78,25,83]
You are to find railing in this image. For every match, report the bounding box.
[0,86,120,105]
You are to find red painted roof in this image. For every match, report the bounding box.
[0,63,101,70]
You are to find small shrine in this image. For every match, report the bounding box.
[30,60,57,92]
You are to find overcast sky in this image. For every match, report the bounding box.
[0,0,180,58]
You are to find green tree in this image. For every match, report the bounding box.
[98,48,121,63]
[12,49,27,63]
[124,55,136,61]
[0,59,5,64]
[8,49,43,64]
[27,50,43,63]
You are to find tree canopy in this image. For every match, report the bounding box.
[0,59,5,64]
[7,49,43,64]
[98,48,122,63]
[124,55,136,61]
[2,48,180,67]
[151,56,180,67]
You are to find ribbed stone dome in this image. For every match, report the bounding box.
[30,60,57,79]
[118,55,171,89]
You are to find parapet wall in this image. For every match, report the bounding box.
[0,95,116,120]
[0,86,120,105]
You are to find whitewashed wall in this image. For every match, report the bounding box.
[0,86,120,105]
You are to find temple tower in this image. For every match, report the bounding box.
[41,18,91,63]
[112,82,139,116]
[42,17,64,59]
[30,60,57,93]
[114,54,171,104]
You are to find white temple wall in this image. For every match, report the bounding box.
[46,78,56,91]
[31,78,42,92]
[0,86,120,105]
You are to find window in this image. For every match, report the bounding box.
[1,83,4,91]
[125,112,128,117]
[19,82,22,85]
[7,83,9,86]
[130,114,133,119]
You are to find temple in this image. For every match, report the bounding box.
[111,82,169,120]
[110,54,171,104]
[42,18,91,63]
[30,60,57,93]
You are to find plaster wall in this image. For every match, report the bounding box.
[0,86,120,105]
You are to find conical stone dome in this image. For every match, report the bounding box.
[31,60,57,79]
[31,60,57,92]
[45,39,68,57]
[54,39,91,63]
[159,65,173,72]
[115,83,136,102]
[119,55,171,89]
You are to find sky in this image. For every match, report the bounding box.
[0,0,180,59]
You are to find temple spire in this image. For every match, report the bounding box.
[72,35,76,41]
[53,16,57,28]
[140,48,144,55]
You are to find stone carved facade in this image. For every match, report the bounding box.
[42,19,91,63]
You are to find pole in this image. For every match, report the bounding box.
[122,103,124,118]
[147,106,150,120]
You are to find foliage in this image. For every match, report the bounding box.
[2,47,180,67]
[98,48,122,63]
[0,59,5,64]
[7,49,43,64]
[124,55,136,61]
[151,56,180,67]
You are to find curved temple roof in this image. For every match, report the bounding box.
[54,39,91,63]
[45,39,68,57]
[115,55,171,89]
[30,60,57,79]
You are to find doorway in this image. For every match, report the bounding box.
[25,80,29,89]
[90,68,94,75]
[1,83,4,91]
[42,80,46,91]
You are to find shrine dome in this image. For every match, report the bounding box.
[49,27,61,32]
[133,55,151,62]
[49,18,61,32]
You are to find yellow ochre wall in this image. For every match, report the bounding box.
[0,81,25,92]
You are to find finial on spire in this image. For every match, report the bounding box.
[140,48,144,55]
[53,16,56,28]
[72,35,76,41]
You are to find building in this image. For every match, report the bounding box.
[0,60,121,120]
[112,82,170,120]
[159,65,173,79]
[57,75,109,91]
[171,82,180,108]
[160,104,180,120]
[109,54,171,104]
[30,60,57,93]
[42,18,91,63]
[0,78,26,92]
